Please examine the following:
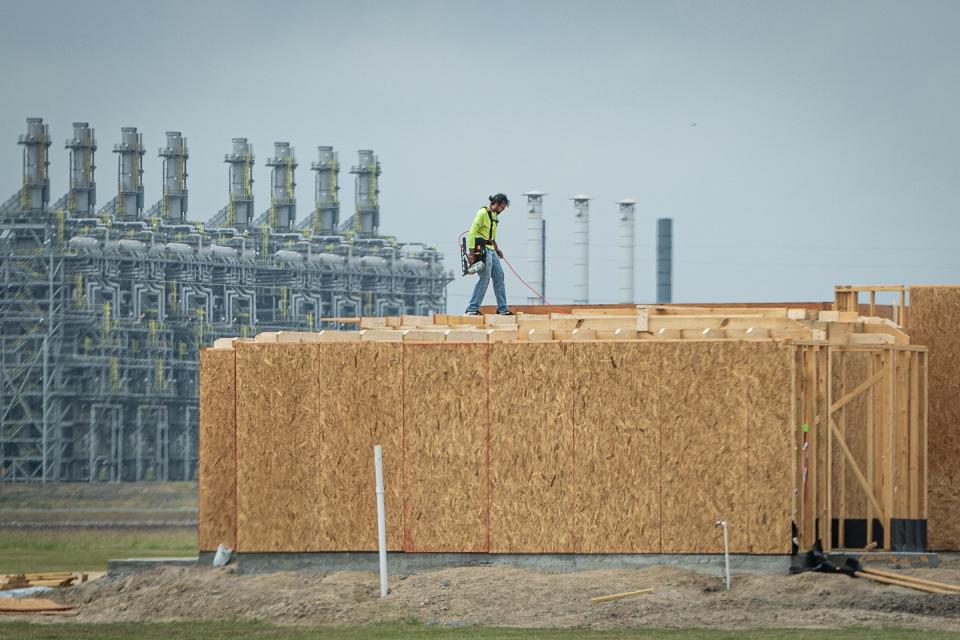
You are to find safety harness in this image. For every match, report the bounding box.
[460,207,497,275]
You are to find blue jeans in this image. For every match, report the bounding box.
[466,248,509,313]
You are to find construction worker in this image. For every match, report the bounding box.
[464,193,513,316]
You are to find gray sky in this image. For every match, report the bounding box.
[2,0,958,310]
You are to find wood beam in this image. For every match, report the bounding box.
[829,417,886,524]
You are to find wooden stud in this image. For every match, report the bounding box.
[790,345,799,543]
[922,350,929,521]
[909,350,920,519]
[838,351,846,549]
[804,346,816,547]
[885,349,895,549]
[896,351,910,519]
[826,348,833,549]
[816,346,827,545]
[865,354,874,548]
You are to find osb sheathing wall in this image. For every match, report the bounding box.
[574,342,661,553]
[201,340,796,554]
[235,343,322,552]
[909,286,960,550]
[403,344,489,552]
[231,342,405,553]
[490,342,576,553]
[660,342,792,553]
[198,349,237,551]
[318,343,404,551]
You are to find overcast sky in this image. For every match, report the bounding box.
[1,0,958,310]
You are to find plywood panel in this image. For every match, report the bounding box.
[574,342,661,553]
[928,483,960,550]
[745,342,793,553]
[311,343,404,550]
[235,343,321,552]
[908,287,960,487]
[489,342,576,553]
[198,349,236,551]
[403,344,489,552]
[660,342,751,553]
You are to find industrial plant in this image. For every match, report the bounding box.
[0,117,451,482]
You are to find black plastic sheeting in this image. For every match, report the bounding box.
[800,518,927,553]
[790,539,866,577]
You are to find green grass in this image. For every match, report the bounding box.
[0,527,196,573]
[3,622,960,640]
[0,482,197,510]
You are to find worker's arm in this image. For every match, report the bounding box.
[492,239,503,258]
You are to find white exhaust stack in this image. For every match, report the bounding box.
[571,194,591,305]
[617,199,636,303]
[523,191,546,305]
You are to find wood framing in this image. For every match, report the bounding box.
[198,300,936,556]
[791,342,928,551]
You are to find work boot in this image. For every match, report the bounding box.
[497,309,515,316]
[464,310,482,316]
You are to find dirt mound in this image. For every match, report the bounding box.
[51,563,960,630]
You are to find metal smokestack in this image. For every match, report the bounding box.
[523,191,546,305]
[65,122,96,215]
[571,194,590,305]
[617,199,636,303]
[224,138,255,230]
[18,118,51,212]
[114,127,145,220]
[159,131,188,222]
[351,149,380,236]
[266,142,297,230]
[657,217,673,304]
[311,146,340,235]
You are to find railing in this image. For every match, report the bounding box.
[835,285,909,328]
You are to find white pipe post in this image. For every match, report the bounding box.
[617,199,636,303]
[571,195,590,305]
[716,520,731,590]
[374,445,388,598]
[523,191,546,305]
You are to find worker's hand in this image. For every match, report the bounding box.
[496,248,504,259]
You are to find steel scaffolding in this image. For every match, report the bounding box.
[0,118,451,482]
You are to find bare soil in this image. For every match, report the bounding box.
[39,555,960,631]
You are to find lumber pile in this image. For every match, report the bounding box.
[855,567,960,595]
[0,597,76,615]
[211,305,910,348]
[1,572,88,590]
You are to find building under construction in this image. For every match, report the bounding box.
[0,117,451,482]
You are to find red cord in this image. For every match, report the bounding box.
[501,255,550,305]
[457,231,550,305]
